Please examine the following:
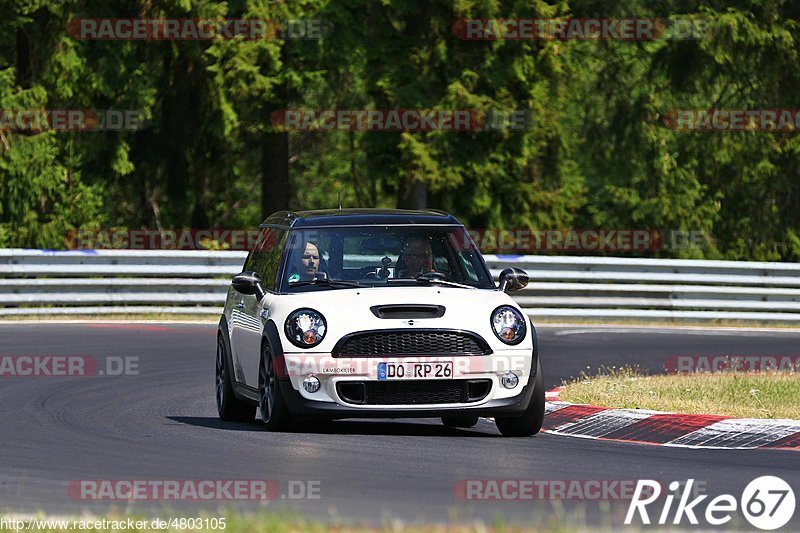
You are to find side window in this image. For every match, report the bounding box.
[446,231,482,284]
[458,252,480,282]
[245,228,287,291]
[430,236,453,279]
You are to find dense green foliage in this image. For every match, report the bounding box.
[1,0,798,259]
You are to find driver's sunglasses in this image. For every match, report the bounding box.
[302,254,319,260]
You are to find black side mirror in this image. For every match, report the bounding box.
[498,267,529,292]
[232,271,267,300]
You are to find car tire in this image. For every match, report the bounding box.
[258,342,295,431]
[441,415,479,428]
[495,359,545,437]
[216,334,256,422]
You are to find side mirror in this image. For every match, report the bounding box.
[498,267,529,293]
[232,271,266,301]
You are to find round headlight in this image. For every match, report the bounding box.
[490,305,527,345]
[285,308,327,348]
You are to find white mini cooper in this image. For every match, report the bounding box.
[215,209,544,436]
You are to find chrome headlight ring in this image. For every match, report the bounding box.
[284,308,327,348]
[490,305,527,345]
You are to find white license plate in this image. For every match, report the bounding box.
[377,361,453,380]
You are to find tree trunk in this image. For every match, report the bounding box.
[16,29,31,87]
[262,75,290,219]
[261,129,290,219]
[393,4,429,211]
[398,180,427,209]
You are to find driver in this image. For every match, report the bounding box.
[396,237,435,278]
[288,241,324,282]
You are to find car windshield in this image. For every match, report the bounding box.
[279,225,495,292]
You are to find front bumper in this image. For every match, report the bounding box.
[277,352,536,419]
[278,376,535,419]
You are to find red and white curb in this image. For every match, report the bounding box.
[543,387,800,450]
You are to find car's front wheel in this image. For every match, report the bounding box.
[216,334,256,422]
[495,359,545,437]
[258,343,295,431]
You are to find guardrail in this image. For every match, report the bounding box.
[484,256,800,322]
[2,249,800,322]
[0,249,245,316]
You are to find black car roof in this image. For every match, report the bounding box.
[260,208,462,228]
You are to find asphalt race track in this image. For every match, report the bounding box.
[1,322,799,528]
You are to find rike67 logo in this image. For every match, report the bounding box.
[625,477,795,530]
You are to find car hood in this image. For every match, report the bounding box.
[268,286,532,354]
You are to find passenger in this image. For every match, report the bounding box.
[396,238,435,278]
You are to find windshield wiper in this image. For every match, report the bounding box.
[288,278,366,289]
[387,275,476,289]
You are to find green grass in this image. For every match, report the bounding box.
[559,367,800,419]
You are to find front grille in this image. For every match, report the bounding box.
[337,379,492,405]
[334,330,491,357]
